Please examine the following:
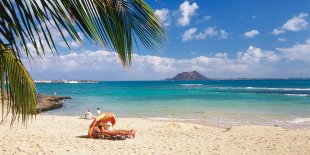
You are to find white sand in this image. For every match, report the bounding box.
[0,114,309,155]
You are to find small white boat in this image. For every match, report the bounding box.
[62,80,79,83]
[68,80,79,83]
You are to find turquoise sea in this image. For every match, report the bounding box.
[37,80,310,128]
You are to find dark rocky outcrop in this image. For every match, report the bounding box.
[36,94,71,113]
[165,71,210,81]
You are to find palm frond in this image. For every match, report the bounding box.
[0,0,166,124]
[0,43,36,125]
[59,0,167,66]
[0,0,166,66]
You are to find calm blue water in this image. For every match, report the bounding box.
[37,80,310,128]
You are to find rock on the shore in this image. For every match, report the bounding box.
[36,94,71,113]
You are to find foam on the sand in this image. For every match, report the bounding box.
[288,118,310,124]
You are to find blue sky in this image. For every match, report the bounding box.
[150,0,310,58]
[26,0,310,80]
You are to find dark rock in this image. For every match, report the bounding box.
[36,94,72,113]
[165,71,210,81]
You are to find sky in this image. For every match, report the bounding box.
[25,0,310,80]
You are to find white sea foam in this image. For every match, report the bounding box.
[213,86,310,91]
[287,118,310,124]
[284,94,309,97]
[146,117,198,122]
[245,87,310,91]
[180,84,203,87]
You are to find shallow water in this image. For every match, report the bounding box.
[37,80,310,128]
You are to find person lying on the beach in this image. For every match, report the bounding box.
[93,121,136,139]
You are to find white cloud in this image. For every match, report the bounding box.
[25,45,293,80]
[272,12,308,35]
[182,27,228,41]
[277,38,310,61]
[28,20,83,51]
[244,29,260,38]
[182,28,197,41]
[282,13,308,31]
[178,1,199,26]
[155,8,171,27]
[215,53,228,58]
[238,46,280,63]
[190,51,198,55]
[59,40,82,48]
[272,28,285,35]
[219,29,228,39]
[278,38,287,42]
[24,33,310,80]
[196,15,212,23]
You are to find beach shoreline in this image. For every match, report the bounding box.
[1,91,309,154]
[35,80,310,130]
[0,114,309,155]
[42,112,310,130]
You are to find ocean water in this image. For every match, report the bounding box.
[36,80,310,128]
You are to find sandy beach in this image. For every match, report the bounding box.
[0,114,309,155]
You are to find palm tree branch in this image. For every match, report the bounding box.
[0,0,166,124]
[0,43,36,125]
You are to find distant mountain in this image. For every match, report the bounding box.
[165,71,210,81]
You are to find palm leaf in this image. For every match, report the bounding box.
[0,0,166,65]
[0,0,166,124]
[0,43,36,125]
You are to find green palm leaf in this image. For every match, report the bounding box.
[0,0,166,124]
[0,44,36,125]
[0,0,166,65]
